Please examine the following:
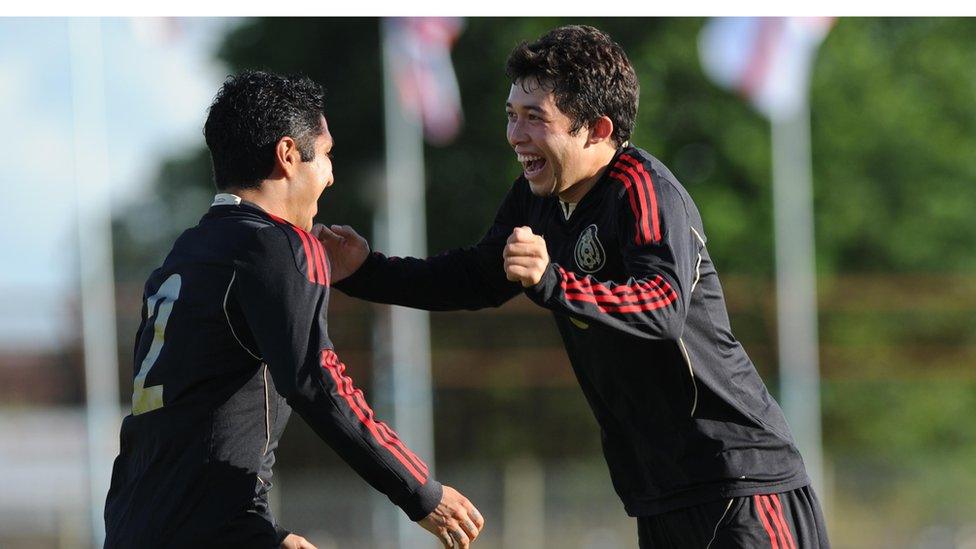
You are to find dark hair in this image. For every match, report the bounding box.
[505,25,639,146]
[204,70,326,190]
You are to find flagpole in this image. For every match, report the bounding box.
[771,103,825,501]
[376,18,436,549]
[69,17,122,547]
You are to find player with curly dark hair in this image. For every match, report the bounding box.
[105,71,483,549]
[322,26,830,548]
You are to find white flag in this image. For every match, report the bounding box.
[698,17,834,122]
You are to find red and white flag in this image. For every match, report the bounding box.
[386,17,465,145]
[698,17,834,122]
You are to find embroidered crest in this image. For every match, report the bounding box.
[574,224,606,273]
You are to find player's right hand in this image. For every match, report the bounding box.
[312,223,370,283]
[280,533,317,549]
[418,485,484,548]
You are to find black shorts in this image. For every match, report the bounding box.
[637,485,830,548]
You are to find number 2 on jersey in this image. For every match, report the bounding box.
[132,273,181,415]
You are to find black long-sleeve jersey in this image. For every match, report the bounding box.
[104,196,441,548]
[335,146,809,516]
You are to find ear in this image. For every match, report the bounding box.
[588,116,614,144]
[274,136,302,178]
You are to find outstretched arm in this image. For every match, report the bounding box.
[235,223,483,546]
[320,181,529,312]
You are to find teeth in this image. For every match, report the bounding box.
[517,153,543,162]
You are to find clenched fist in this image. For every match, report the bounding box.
[503,226,549,288]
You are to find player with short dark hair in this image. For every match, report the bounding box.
[320,26,830,547]
[104,70,483,549]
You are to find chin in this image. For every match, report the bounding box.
[527,178,558,197]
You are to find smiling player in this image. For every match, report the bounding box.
[319,26,829,548]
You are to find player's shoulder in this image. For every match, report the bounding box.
[607,145,692,211]
[245,213,330,287]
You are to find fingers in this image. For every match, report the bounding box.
[512,226,535,242]
[314,225,343,244]
[466,501,484,530]
[458,516,479,542]
[329,224,358,239]
[310,223,327,239]
[449,526,470,548]
[503,242,545,259]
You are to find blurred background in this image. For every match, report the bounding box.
[2,16,976,549]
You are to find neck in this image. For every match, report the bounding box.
[227,182,308,230]
[557,145,618,203]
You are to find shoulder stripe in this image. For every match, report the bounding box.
[311,238,330,287]
[608,170,645,246]
[615,161,654,244]
[293,227,316,282]
[263,212,327,286]
[618,154,662,244]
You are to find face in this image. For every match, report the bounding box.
[292,115,334,230]
[506,78,590,197]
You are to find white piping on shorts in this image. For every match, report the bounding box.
[706,498,735,549]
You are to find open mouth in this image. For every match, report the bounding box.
[517,153,547,179]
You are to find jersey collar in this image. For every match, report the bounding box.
[211,193,243,207]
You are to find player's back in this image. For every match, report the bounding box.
[105,202,289,547]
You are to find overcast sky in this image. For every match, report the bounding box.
[0,17,233,350]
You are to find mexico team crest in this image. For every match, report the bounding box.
[574,224,606,273]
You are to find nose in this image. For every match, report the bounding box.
[507,119,527,148]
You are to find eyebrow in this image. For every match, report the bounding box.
[505,102,546,114]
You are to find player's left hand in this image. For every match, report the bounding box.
[503,226,549,287]
[280,533,317,549]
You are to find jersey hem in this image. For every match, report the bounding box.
[622,473,810,517]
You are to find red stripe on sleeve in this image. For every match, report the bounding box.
[320,350,428,483]
[558,267,677,313]
[344,379,430,477]
[755,495,780,549]
[377,422,430,476]
[619,154,662,243]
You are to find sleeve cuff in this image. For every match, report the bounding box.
[333,251,383,294]
[392,478,443,522]
[274,525,291,545]
[524,262,559,306]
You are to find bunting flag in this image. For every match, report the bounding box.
[698,17,834,122]
[386,17,465,145]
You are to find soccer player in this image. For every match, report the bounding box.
[319,26,829,548]
[104,71,483,549]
